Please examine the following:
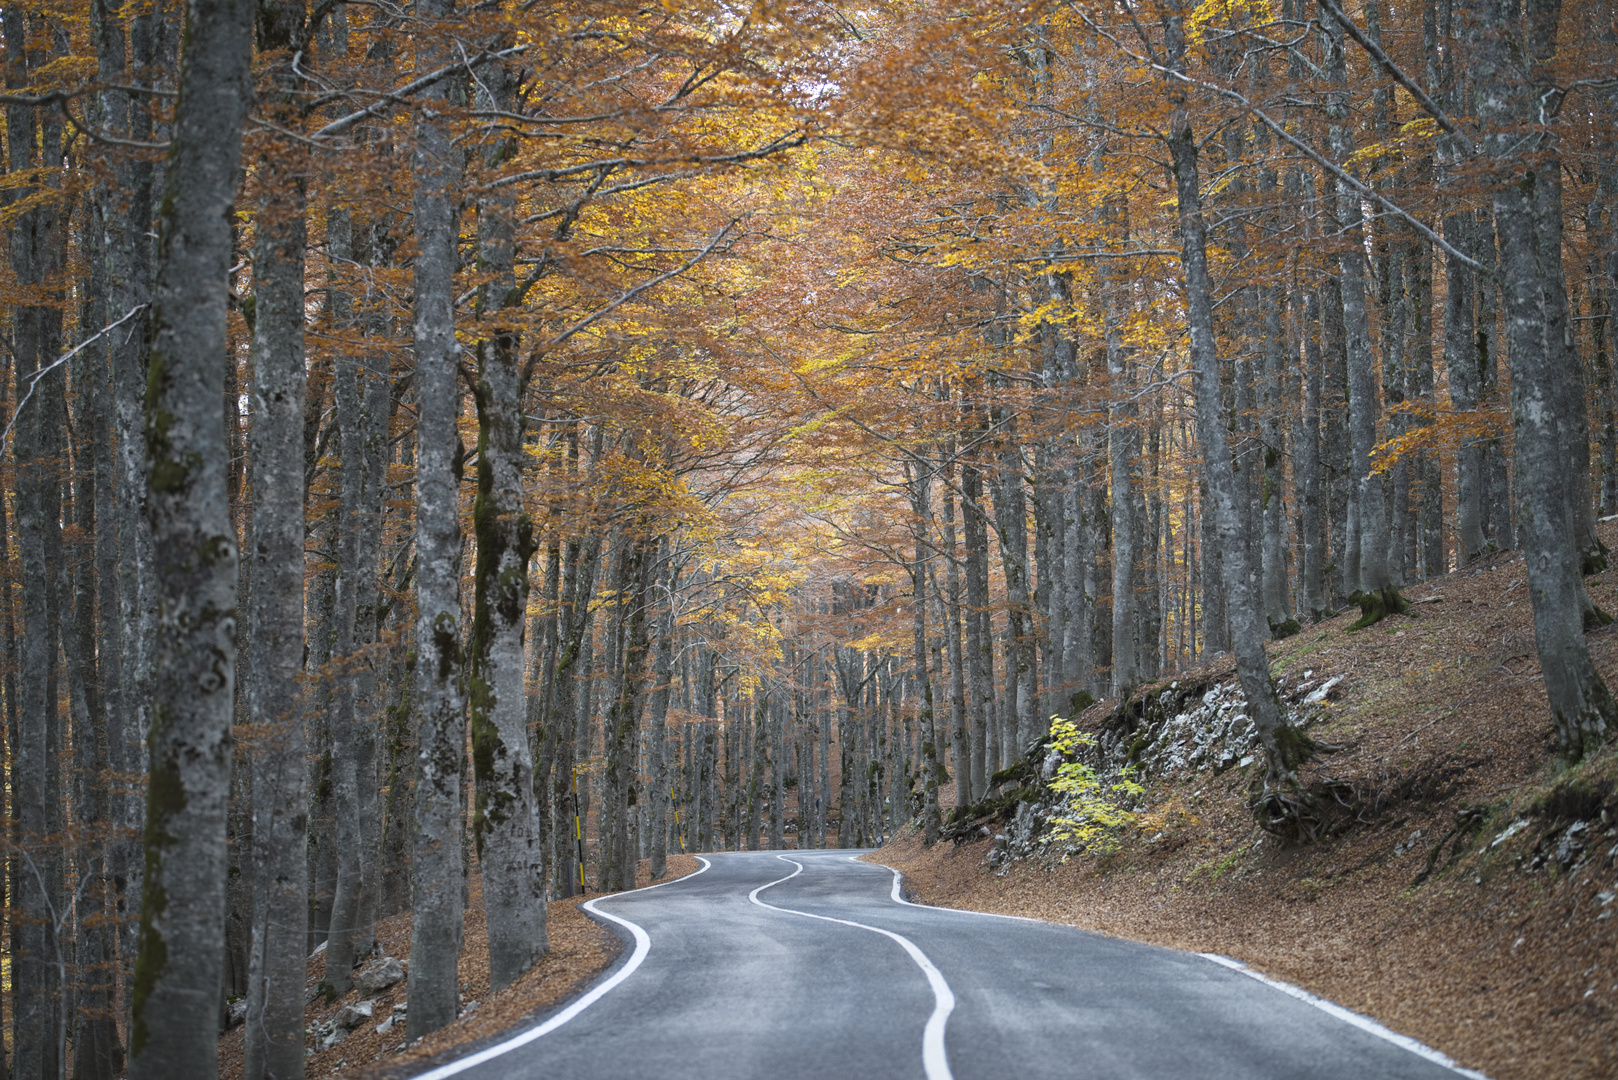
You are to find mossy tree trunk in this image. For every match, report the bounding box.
[468,50,548,981]
[908,460,943,845]
[129,0,254,1072]
[406,0,467,1039]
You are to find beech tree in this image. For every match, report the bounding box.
[128,0,254,1076]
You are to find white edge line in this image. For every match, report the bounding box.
[846,854,1040,923]
[1198,954,1491,1080]
[751,855,956,1080]
[407,856,713,1080]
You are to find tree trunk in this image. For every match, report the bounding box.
[242,5,309,1069]
[1321,3,1391,603]
[1166,11,1310,824]
[909,463,942,844]
[407,0,468,1037]
[92,0,153,1035]
[646,553,677,877]
[991,414,1040,753]
[938,464,972,809]
[1299,288,1327,617]
[1470,0,1618,759]
[129,0,254,1070]
[468,54,547,988]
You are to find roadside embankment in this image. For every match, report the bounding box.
[874,545,1618,1080]
[216,854,699,1080]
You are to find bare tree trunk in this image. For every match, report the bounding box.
[407,0,468,1037]
[91,0,152,1036]
[79,199,127,1080]
[1166,12,1310,824]
[646,551,676,876]
[6,14,68,1075]
[242,4,309,1070]
[128,0,253,1070]
[960,438,993,791]
[1299,287,1328,618]
[1106,250,1140,695]
[991,413,1039,754]
[1470,0,1618,758]
[467,54,546,987]
[938,462,971,809]
[909,463,942,844]
[1261,282,1292,628]
[1321,3,1394,609]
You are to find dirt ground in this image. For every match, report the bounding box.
[216,854,698,1079]
[870,539,1618,1080]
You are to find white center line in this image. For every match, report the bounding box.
[749,854,956,1080]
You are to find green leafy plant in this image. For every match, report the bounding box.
[1046,717,1146,857]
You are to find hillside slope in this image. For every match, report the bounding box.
[876,540,1618,1080]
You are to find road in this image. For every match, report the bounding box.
[412,850,1484,1080]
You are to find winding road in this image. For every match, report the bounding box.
[410,851,1484,1080]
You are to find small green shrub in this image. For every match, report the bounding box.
[1045,717,1145,857]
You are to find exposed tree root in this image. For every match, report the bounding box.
[1347,586,1410,631]
[1269,616,1302,640]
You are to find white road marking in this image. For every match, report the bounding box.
[1199,954,1491,1079]
[750,854,957,1080]
[847,854,1040,921]
[408,856,713,1080]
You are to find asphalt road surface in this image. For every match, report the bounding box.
[412,850,1485,1080]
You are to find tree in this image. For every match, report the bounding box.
[128,0,255,1073]
[405,0,467,1040]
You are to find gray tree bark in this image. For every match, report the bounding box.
[960,435,994,790]
[1106,228,1140,696]
[128,0,254,1071]
[90,0,153,1039]
[407,0,468,1038]
[1166,8,1310,822]
[908,461,943,844]
[1299,289,1328,617]
[468,53,547,987]
[991,416,1039,753]
[242,4,310,1073]
[1469,0,1618,759]
[6,14,69,1076]
[1320,3,1392,604]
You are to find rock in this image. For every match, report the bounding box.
[356,956,406,996]
[335,1000,375,1031]
[226,998,248,1029]
[375,1015,395,1035]
[1490,819,1530,848]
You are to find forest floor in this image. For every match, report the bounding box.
[872,532,1618,1080]
[215,854,698,1080]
